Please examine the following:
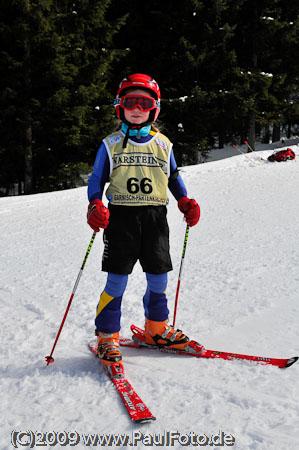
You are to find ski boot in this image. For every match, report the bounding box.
[96,331,122,366]
[144,318,205,353]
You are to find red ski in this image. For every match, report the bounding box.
[88,342,156,423]
[119,325,298,369]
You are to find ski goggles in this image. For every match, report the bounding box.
[116,95,160,112]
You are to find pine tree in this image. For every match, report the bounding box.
[107,0,299,156]
[230,0,299,147]
[109,0,216,163]
[0,0,126,194]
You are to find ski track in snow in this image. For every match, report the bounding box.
[1,141,299,449]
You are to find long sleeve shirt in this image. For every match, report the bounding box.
[88,133,187,203]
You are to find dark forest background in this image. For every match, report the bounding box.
[1,0,298,195]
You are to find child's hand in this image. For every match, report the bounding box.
[178,197,200,227]
[87,200,109,231]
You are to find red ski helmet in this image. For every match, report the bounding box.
[114,73,161,125]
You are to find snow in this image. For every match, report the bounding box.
[1,139,299,449]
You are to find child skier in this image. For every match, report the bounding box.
[87,73,201,366]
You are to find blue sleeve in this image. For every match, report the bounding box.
[88,142,110,202]
[168,150,188,201]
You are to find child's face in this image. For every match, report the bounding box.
[123,89,151,124]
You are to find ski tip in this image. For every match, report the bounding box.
[133,416,156,424]
[284,356,299,368]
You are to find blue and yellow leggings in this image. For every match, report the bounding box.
[95,272,169,333]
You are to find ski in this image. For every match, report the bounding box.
[88,342,156,423]
[119,325,298,369]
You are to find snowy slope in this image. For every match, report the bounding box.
[1,142,299,450]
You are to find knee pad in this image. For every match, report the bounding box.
[146,272,168,293]
[144,273,169,321]
[105,273,128,297]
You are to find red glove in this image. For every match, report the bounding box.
[87,200,109,231]
[178,197,200,227]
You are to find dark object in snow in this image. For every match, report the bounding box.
[268,148,295,162]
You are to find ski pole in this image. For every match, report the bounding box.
[45,231,97,365]
[173,224,190,328]
[244,141,263,163]
[233,144,258,164]
[244,140,254,152]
